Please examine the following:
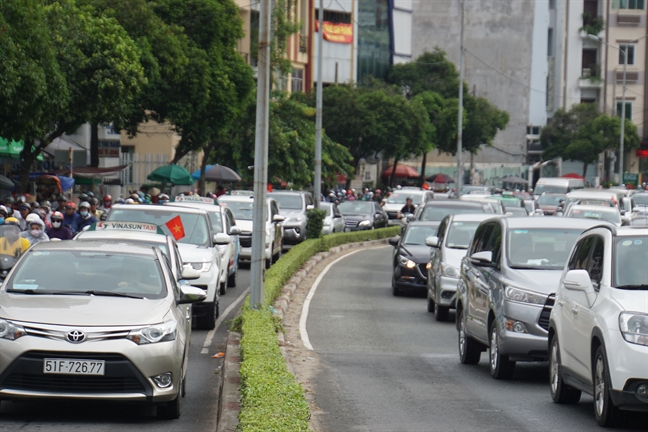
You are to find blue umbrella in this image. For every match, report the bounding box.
[191,165,215,181]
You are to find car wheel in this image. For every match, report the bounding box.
[549,335,581,404]
[227,268,237,288]
[593,345,622,427]
[219,281,227,296]
[199,301,219,330]
[265,246,273,269]
[434,302,450,322]
[157,389,181,419]
[392,273,400,296]
[458,309,481,364]
[426,291,434,312]
[489,321,515,380]
[273,242,282,262]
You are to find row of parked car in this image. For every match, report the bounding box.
[389,196,647,427]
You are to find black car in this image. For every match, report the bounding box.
[389,221,439,296]
[337,201,388,231]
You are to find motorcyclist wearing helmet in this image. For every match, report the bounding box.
[0,206,8,225]
[40,200,52,223]
[46,211,73,240]
[21,218,49,245]
[54,195,67,212]
[89,198,103,220]
[63,202,82,233]
[101,195,112,211]
[77,201,97,231]
[17,203,31,231]
[158,194,170,204]
[78,193,89,204]
[397,197,416,218]
[0,218,30,255]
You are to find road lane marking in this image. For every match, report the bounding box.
[300,249,366,351]
[201,287,250,354]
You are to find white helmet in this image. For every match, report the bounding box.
[26,213,41,224]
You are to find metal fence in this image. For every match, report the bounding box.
[119,152,198,196]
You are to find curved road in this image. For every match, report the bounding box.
[0,269,250,431]
[306,247,644,431]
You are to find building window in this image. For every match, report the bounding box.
[616,101,633,119]
[315,9,352,24]
[616,0,645,9]
[547,28,554,57]
[619,44,635,65]
[291,68,304,93]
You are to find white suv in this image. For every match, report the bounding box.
[548,225,648,426]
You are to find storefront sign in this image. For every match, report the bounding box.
[316,21,353,44]
[622,172,639,188]
[98,140,120,158]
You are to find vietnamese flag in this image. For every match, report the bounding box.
[165,215,185,241]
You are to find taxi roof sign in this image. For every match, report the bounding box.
[229,190,254,196]
[171,195,218,205]
[89,221,165,235]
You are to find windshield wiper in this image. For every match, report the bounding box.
[616,285,648,290]
[448,246,468,250]
[7,289,86,295]
[83,290,144,299]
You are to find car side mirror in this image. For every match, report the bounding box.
[388,236,400,247]
[563,269,597,306]
[213,233,232,245]
[306,205,314,210]
[177,285,207,304]
[229,226,241,236]
[180,266,200,281]
[406,214,416,222]
[425,236,439,248]
[334,214,342,219]
[470,251,494,267]
[273,214,285,223]
[620,210,626,216]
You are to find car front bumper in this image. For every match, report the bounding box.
[394,263,428,290]
[498,301,548,360]
[0,333,183,403]
[433,275,459,307]
[282,224,306,244]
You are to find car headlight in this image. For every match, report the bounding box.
[0,318,25,340]
[186,262,212,273]
[323,220,331,226]
[358,220,371,227]
[289,216,303,223]
[619,312,648,347]
[441,263,459,278]
[398,254,417,269]
[127,321,177,345]
[504,286,547,305]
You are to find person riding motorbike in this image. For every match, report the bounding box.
[0,218,30,255]
[21,218,49,245]
[63,202,82,233]
[77,201,97,231]
[101,194,112,211]
[0,205,8,225]
[397,197,416,218]
[46,211,73,240]
[89,197,103,220]
[17,203,31,230]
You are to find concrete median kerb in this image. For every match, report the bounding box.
[216,238,390,431]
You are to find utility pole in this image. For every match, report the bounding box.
[314,0,324,208]
[250,0,271,309]
[456,0,465,197]
[619,46,628,186]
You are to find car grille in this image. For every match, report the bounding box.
[417,264,428,280]
[0,351,151,396]
[538,293,555,331]
[239,235,252,248]
[345,221,358,228]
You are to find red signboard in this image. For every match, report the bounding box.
[636,149,648,158]
[315,21,353,44]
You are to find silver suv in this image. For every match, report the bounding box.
[456,217,601,379]
[269,191,314,244]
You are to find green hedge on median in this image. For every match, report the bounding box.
[236,226,400,431]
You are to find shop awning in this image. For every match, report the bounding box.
[55,164,130,178]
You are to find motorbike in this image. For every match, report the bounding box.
[0,225,23,280]
[0,254,17,280]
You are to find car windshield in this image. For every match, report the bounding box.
[446,221,481,249]
[107,209,210,246]
[7,250,166,299]
[614,236,648,289]
[319,203,333,216]
[421,206,484,221]
[537,194,565,206]
[567,208,620,224]
[507,228,582,270]
[403,225,438,245]
[506,207,528,216]
[534,184,568,195]
[272,194,303,210]
[219,200,263,221]
[207,211,223,233]
[387,192,421,204]
[632,194,648,205]
[78,237,169,258]
[497,198,523,208]
[338,201,373,214]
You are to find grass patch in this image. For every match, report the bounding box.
[236,227,400,431]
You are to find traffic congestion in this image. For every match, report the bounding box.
[0,179,646,427]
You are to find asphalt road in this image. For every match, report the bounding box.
[0,267,250,432]
[306,247,645,432]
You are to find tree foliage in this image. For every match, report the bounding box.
[541,103,640,176]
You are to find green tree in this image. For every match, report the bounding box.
[541,103,640,177]
[387,48,460,99]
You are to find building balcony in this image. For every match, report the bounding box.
[579,14,605,40]
[580,65,604,89]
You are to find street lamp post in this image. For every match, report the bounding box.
[456,0,465,197]
[589,34,648,186]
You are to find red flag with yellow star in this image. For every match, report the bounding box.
[165,215,185,241]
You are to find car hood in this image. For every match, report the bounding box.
[609,288,648,313]
[279,209,304,218]
[504,269,563,295]
[177,243,213,264]
[539,204,558,211]
[444,247,469,268]
[383,204,403,212]
[342,213,371,221]
[399,244,430,262]
[0,291,171,326]
[234,219,253,233]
